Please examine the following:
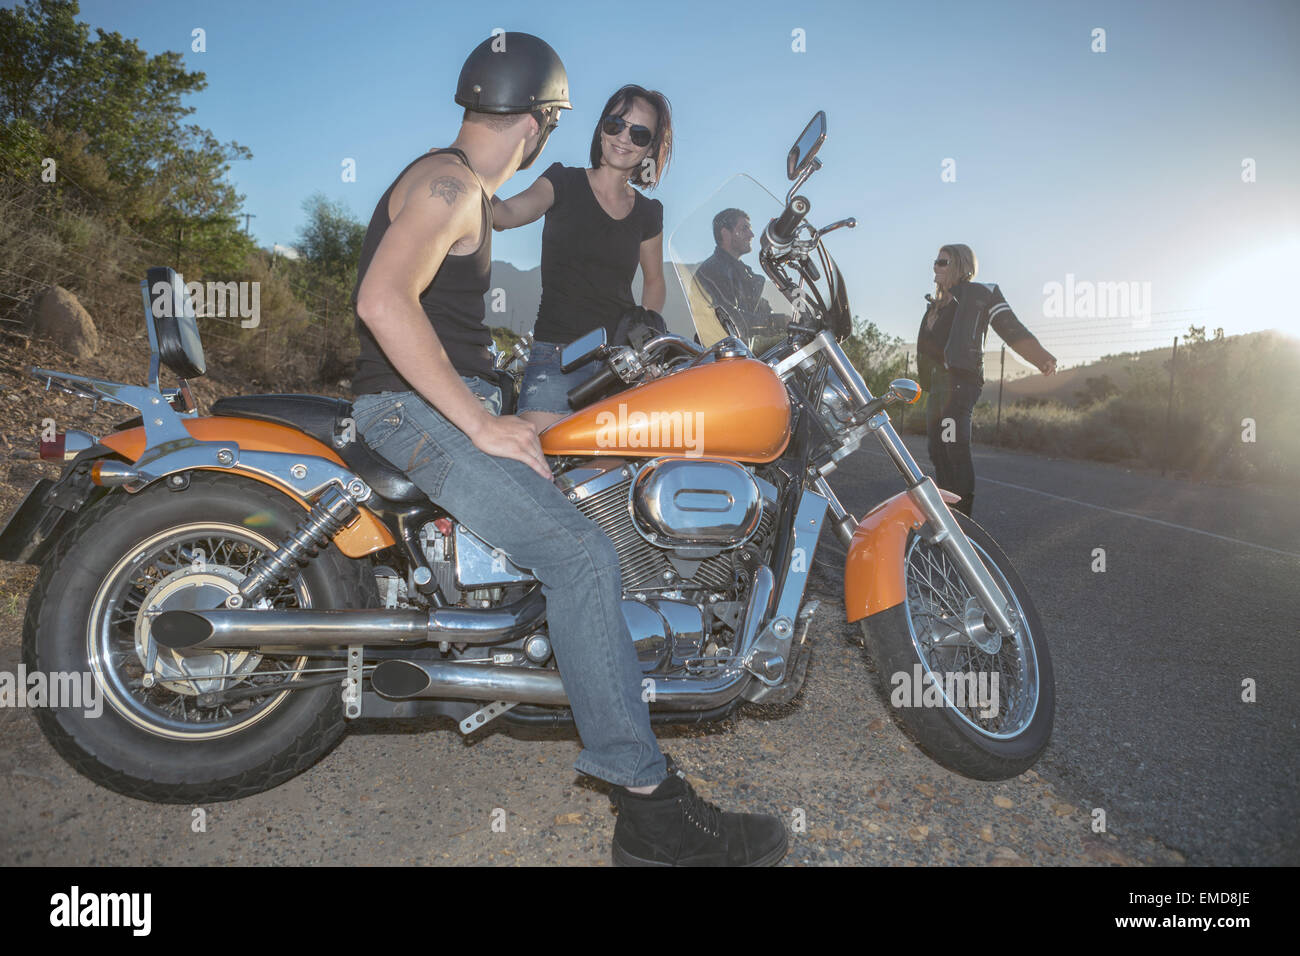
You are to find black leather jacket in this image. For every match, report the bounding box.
[692,247,781,338]
[917,280,1033,386]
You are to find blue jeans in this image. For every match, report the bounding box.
[924,364,981,501]
[517,340,603,415]
[351,378,667,788]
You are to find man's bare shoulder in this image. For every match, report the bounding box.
[393,152,479,218]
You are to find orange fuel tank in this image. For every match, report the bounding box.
[540,357,791,462]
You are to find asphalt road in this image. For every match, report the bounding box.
[824,434,1300,866]
[0,436,1293,866]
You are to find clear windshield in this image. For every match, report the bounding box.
[665,174,794,350]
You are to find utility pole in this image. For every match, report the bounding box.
[242,212,256,234]
[996,344,1006,442]
[1161,336,1179,477]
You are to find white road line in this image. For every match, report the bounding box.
[978,475,1300,559]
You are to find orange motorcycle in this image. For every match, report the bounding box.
[0,112,1052,802]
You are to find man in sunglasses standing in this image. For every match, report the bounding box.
[916,244,1057,518]
[351,35,788,867]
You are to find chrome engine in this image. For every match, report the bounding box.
[399,457,778,677]
[560,458,776,593]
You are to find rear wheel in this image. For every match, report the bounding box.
[23,472,376,803]
[860,513,1054,780]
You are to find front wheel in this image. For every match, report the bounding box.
[860,513,1054,780]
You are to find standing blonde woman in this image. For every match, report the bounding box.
[915,244,1057,517]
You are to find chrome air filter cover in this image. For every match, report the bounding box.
[631,457,763,550]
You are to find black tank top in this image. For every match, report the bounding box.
[352,148,495,394]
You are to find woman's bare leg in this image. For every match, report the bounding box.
[520,410,566,431]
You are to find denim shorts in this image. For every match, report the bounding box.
[517,340,603,415]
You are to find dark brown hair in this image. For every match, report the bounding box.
[589,85,673,190]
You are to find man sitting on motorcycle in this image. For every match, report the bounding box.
[348,33,787,867]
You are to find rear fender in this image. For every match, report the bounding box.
[0,445,115,565]
[99,417,396,558]
[844,487,962,622]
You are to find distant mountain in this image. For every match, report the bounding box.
[995,331,1283,407]
[898,344,1038,383]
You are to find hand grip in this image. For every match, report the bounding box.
[766,195,811,246]
[566,364,621,409]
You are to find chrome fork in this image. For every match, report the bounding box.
[802,332,1020,638]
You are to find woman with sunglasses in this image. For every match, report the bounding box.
[916,244,1057,518]
[492,84,673,428]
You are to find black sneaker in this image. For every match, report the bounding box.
[609,761,788,867]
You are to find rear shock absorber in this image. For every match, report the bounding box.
[225,483,363,608]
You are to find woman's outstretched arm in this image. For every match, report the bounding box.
[491,176,555,231]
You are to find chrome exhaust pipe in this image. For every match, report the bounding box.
[150,589,546,650]
[371,659,570,705]
[371,566,776,711]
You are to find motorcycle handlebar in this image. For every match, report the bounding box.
[566,363,622,409]
[765,195,811,246]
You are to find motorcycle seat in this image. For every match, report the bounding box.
[210,394,427,503]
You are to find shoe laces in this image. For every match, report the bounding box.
[677,778,723,839]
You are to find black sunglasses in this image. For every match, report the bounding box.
[601,115,654,148]
[933,258,950,267]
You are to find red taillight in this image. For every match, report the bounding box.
[39,433,65,460]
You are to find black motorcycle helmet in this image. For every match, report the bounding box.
[455,32,571,169]
[454,32,571,114]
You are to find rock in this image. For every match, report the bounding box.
[31,286,98,358]
[993,795,1013,809]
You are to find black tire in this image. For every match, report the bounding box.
[22,472,377,803]
[860,513,1054,780]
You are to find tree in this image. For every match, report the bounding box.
[1075,374,1119,406]
[840,316,908,396]
[0,0,252,273]
[296,194,367,287]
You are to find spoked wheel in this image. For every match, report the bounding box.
[860,513,1054,780]
[23,473,376,803]
[91,524,314,739]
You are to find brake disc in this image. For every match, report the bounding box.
[135,565,265,696]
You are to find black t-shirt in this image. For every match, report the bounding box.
[918,297,956,363]
[532,163,663,344]
[917,296,980,388]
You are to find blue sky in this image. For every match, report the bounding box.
[62,0,1300,365]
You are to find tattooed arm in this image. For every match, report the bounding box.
[356,156,549,478]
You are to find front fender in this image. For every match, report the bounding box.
[844,487,961,622]
[100,417,396,558]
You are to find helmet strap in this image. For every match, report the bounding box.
[517,107,557,171]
